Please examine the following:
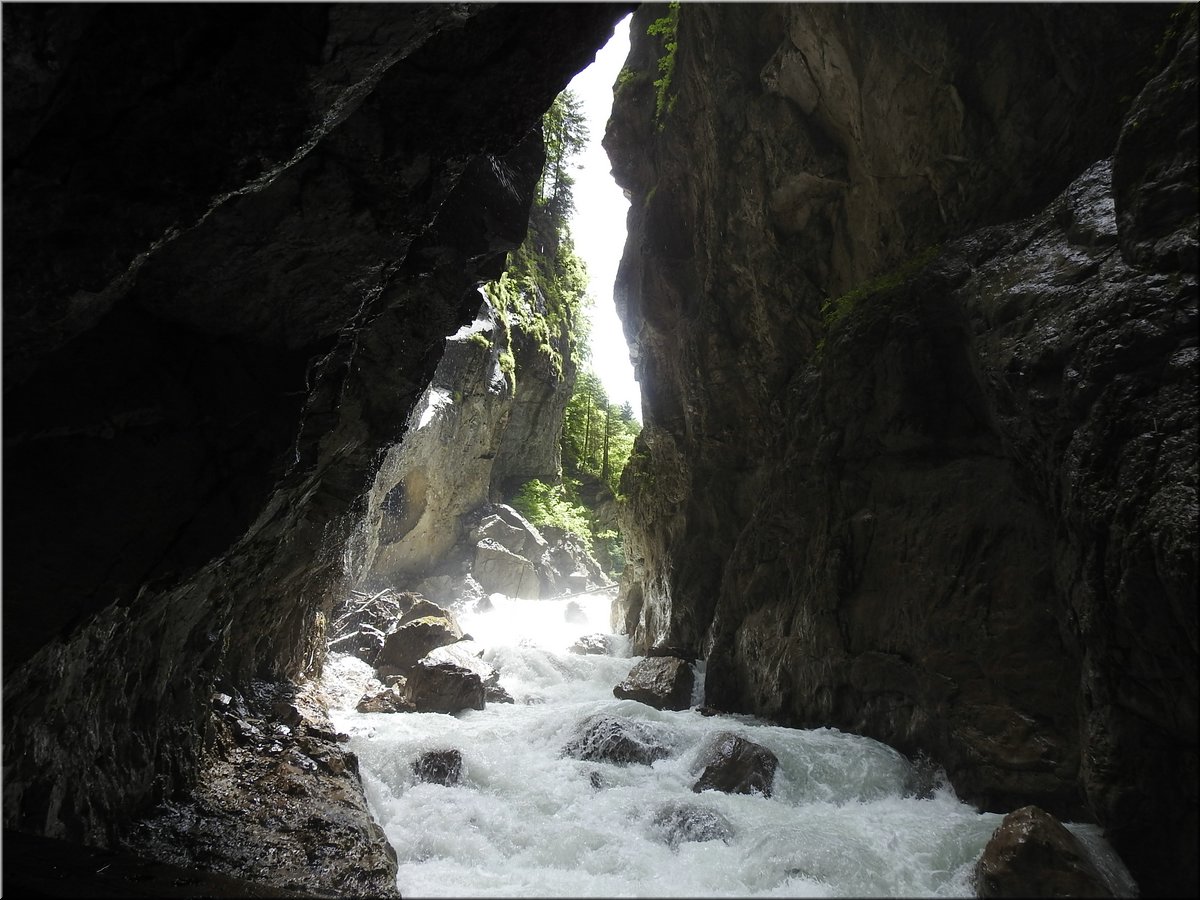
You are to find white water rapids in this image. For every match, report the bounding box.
[322,591,1136,898]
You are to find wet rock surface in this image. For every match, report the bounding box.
[607,4,1195,892]
[561,715,672,767]
[412,749,464,787]
[403,661,485,714]
[355,684,415,715]
[613,656,694,711]
[375,615,462,677]
[2,4,628,891]
[974,806,1114,898]
[691,732,779,798]
[2,828,324,898]
[570,633,621,656]
[121,679,398,898]
[650,801,734,850]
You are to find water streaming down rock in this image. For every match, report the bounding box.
[322,593,1137,897]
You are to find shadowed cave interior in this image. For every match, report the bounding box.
[2,3,1197,897]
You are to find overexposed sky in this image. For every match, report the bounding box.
[565,15,640,420]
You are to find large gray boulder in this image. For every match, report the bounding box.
[411,749,464,787]
[376,616,462,677]
[692,732,779,798]
[974,806,1114,898]
[613,656,694,711]
[650,801,734,850]
[473,539,541,598]
[561,715,672,767]
[403,661,485,713]
[356,685,416,715]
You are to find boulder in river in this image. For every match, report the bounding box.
[974,806,1114,898]
[355,685,416,714]
[570,633,617,655]
[403,661,485,713]
[474,539,541,598]
[613,656,694,711]
[564,600,589,624]
[398,597,458,628]
[376,615,462,676]
[650,801,734,850]
[692,731,778,797]
[412,749,464,786]
[561,714,671,766]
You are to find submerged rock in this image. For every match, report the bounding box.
[974,806,1114,898]
[561,715,672,767]
[692,732,778,798]
[412,749,464,787]
[564,600,589,624]
[650,801,734,850]
[403,661,485,714]
[614,656,694,711]
[570,633,618,655]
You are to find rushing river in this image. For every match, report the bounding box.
[323,591,1134,898]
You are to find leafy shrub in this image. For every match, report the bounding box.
[512,479,594,552]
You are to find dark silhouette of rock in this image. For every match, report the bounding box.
[564,601,589,624]
[561,715,671,767]
[606,5,1195,894]
[403,661,485,714]
[2,9,624,892]
[692,732,778,798]
[614,657,694,711]
[650,801,734,850]
[412,749,464,787]
[974,806,1113,898]
[375,616,462,677]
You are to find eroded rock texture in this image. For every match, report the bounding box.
[3,2,627,892]
[608,4,1196,895]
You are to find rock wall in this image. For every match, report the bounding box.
[2,0,627,877]
[350,294,576,590]
[608,4,1196,896]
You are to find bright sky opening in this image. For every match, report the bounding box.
[564,15,640,421]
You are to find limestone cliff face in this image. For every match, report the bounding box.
[2,0,626,871]
[608,4,1196,895]
[350,296,574,588]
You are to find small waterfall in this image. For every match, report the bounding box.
[322,593,1129,897]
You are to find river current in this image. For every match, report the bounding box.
[323,591,1135,898]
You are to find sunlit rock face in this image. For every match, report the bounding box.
[348,296,576,590]
[607,4,1196,895]
[2,1,627,888]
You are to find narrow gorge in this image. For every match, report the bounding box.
[3,3,1196,898]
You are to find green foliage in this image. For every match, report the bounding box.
[593,528,626,574]
[538,90,589,225]
[482,89,592,387]
[615,66,639,94]
[512,478,595,553]
[814,244,942,360]
[820,244,942,332]
[647,2,681,128]
[467,331,492,349]
[562,369,641,497]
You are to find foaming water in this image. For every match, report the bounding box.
[325,593,1131,897]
